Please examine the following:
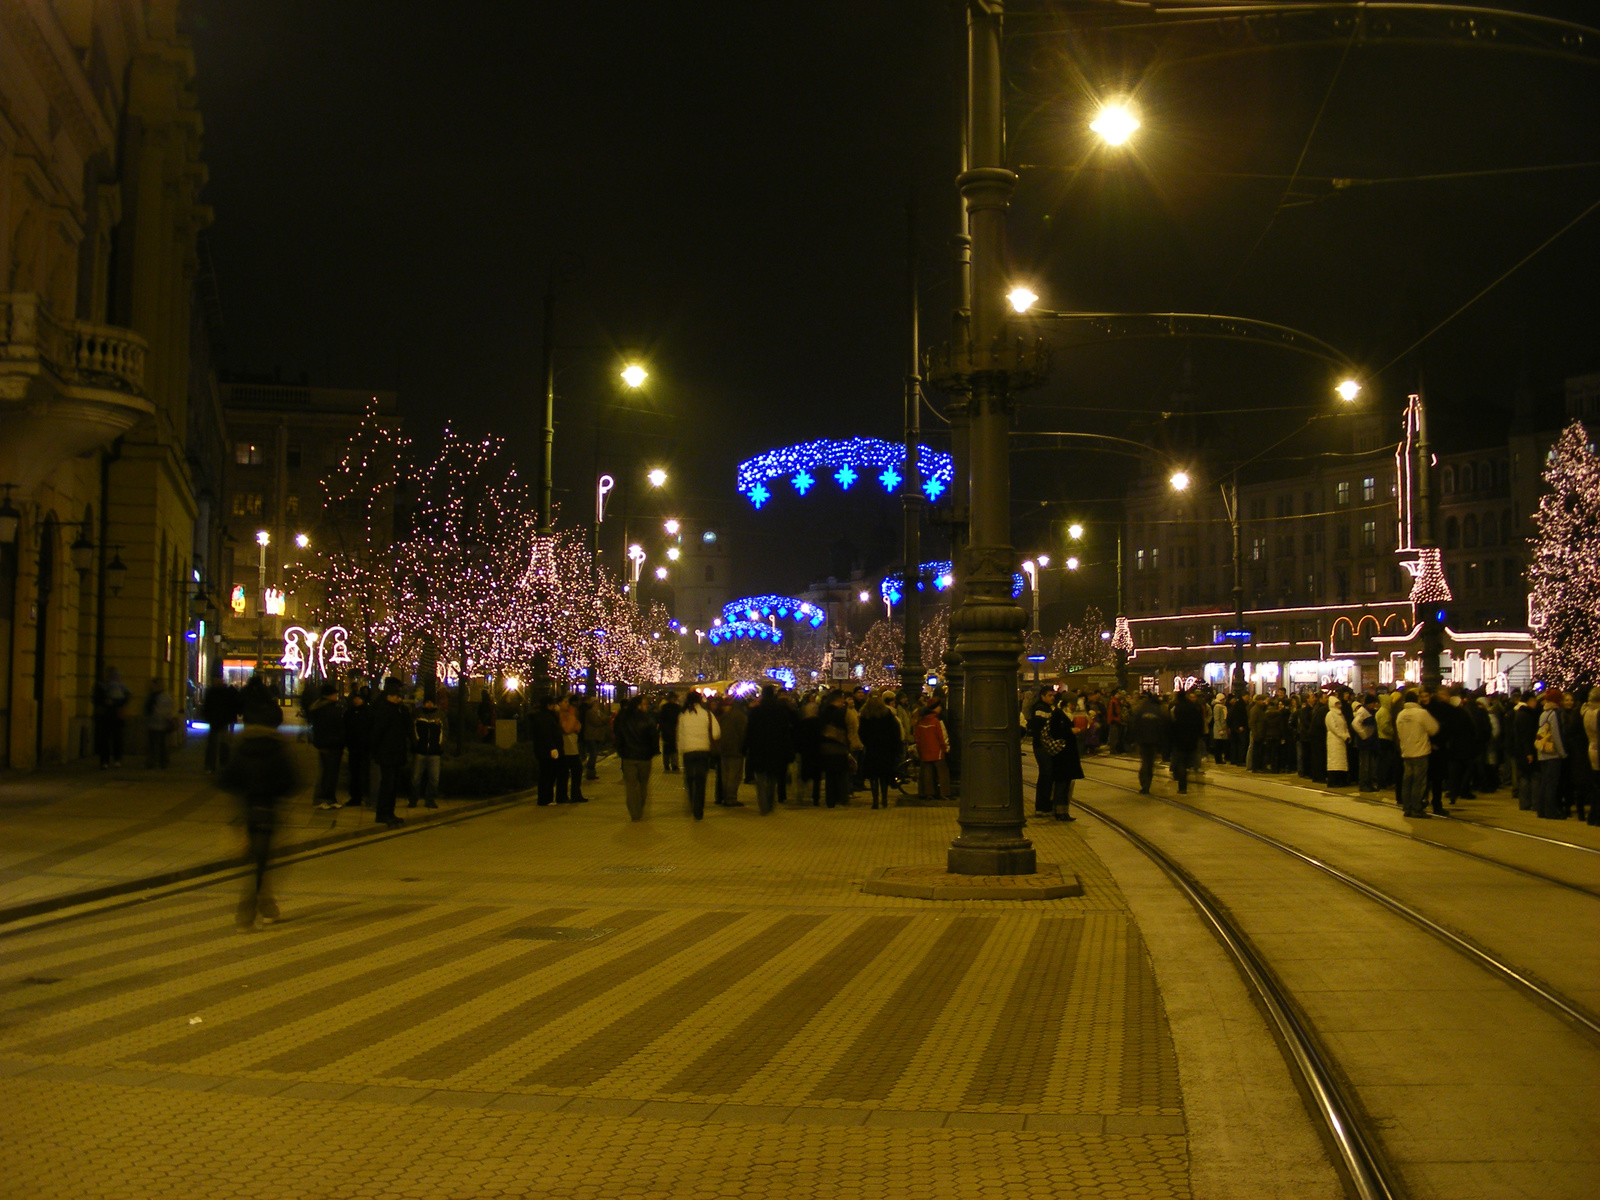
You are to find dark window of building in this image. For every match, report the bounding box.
[1249,499,1266,521]
[1335,569,1349,602]
[704,565,715,582]
[286,444,302,470]
[1445,516,1460,549]
[1461,464,1475,492]
[1303,490,1314,513]
[1276,495,1292,518]
[1484,560,1496,589]
[235,442,265,466]
[1362,565,1377,594]
[1463,514,1479,547]
[1390,564,1404,593]
[1482,512,1498,546]
[1303,531,1315,554]
[232,493,263,516]
[1503,508,1515,536]
[1503,558,1517,586]
[1336,524,1349,551]
[1442,466,1455,494]
[286,495,300,519]
[1464,562,1478,591]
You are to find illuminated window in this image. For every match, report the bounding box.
[1362,476,1376,501]
[1251,537,1265,561]
[1150,547,1159,569]
[235,442,265,465]
[1135,549,1145,571]
[1362,565,1376,594]
[232,492,263,517]
[1361,520,1376,550]
[1336,481,1350,505]
[285,494,300,519]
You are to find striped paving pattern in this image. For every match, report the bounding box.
[0,893,1182,1118]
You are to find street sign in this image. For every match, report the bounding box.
[1214,628,1252,644]
[831,660,850,681]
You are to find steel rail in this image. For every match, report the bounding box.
[1082,759,1600,897]
[1074,797,1399,1200]
[1084,774,1600,1039]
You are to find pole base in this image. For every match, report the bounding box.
[947,842,1036,876]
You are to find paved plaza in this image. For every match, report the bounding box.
[0,753,1338,1199]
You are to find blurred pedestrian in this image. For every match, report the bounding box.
[142,677,175,769]
[1535,690,1568,819]
[218,699,298,930]
[615,695,660,820]
[92,665,131,768]
[1130,692,1169,794]
[912,700,950,801]
[202,678,238,772]
[746,685,795,814]
[658,694,682,772]
[581,696,612,781]
[556,694,586,802]
[371,679,411,827]
[718,694,749,806]
[344,687,372,807]
[858,693,901,810]
[1170,690,1203,794]
[677,691,721,819]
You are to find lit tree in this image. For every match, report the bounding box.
[294,397,413,678]
[920,608,949,679]
[1528,420,1600,688]
[1051,604,1110,676]
[858,619,904,691]
[640,602,683,684]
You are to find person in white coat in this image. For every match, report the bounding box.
[1325,692,1351,786]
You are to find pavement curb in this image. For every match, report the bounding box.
[0,790,531,927]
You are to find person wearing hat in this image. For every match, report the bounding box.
[370,679,411,827]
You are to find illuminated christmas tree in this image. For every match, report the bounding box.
[858,619,904,691]
[1051,605,1110,675]
[1528,420,1600,688]
[919,609,948,680]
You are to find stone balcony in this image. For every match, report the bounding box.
[0,293,155,493]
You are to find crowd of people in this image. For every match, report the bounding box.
[1018,679,1600,825]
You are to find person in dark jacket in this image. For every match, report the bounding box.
[1026,687,1057,815]
[657,696,682,772]
[818,691,852,808]
[201,680,238,772]
[1512,692,1541,810]
[858,694,902,810]
[217,705,299,930]
[531,696,565,806]
[1227,695,1249,768]
[370,679,411,827]
[1046,693,1084,819]
[410,699,444,808]
[745,686,796,815]
[614,696,660,820]
[309,684,346,809]
[1130,694,1170,794]
[344,688,372,808]
[1170,690,1205,794]
[1443,688,1478,801]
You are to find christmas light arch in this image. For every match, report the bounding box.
[721,595,827,628]
[880,560,1024,604]
[736,437,954,510]
[706,620,786,647]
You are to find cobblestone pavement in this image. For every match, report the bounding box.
[0,775,1193,1199]
[0,729,503,917]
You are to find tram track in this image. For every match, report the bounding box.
[1083,755,1600,897]
[1066,768,1600,1199]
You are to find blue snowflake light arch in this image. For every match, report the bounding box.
[707,620,786,647]
[721,595,827,629]
[737,438,954,509]
[880,560,1024,605]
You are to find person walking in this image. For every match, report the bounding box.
[370,679,411,827]
[858,693,902,810]
[1129,692,1169,794]
[1512,690,1540,810]
[1210,693,1229,764]
[344,687,372,808]
[1395,690,1440,818]
[677,691,721,820]
[817,691,853,808]
[92,666,131,768]
[409,697,444,808]
[554,694,585,802]
[614,695,659,820]
[1170,690,1204,794]
[142,678,176,769]
[717,694,749,807]
[218,696,299,930]
[309,684,346,810]
[797,692,824,804]
[581,697,612,781]
[912,701,950,800]
[657,694,682,772]
[1375,691,1398,792]
[1534,690,1568,819]
[201,679,238,772]
[745,686,795,815]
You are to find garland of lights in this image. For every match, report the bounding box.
[1111,616,1135,654]
[736,437,954,509]
[721,595,827,628]
[1404,546,1453,606]
[880,560,1023,604]
[707,619,786,647]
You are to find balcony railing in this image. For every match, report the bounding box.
[1,293,147,396]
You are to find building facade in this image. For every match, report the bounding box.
[1,0,216,767]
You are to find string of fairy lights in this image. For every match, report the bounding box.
[735,437,954,510]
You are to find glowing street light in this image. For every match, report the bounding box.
[664,518,680,535]
[655,565,669,580]
[1090,102,1140,146]
[1066,523,1084,541]
[621,364,647,389]
[858,590,871,604]
[647,468,668,488]
[1065,556,1080,571]
[1037,555,1050,568]
[1336,378,1362,402]
[1007,286,1039,314]
[1169,470,1191,491]
[503,676,520,692]
[666,547,680,561]
[294,533,310,549]
[256,530,270,547]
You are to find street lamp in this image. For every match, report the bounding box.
[1169,470,1191,491]
[1007,286,1038,314]
[664,518,680,535]
[1020,559,1041,634]
[1336,378,1362,402]
[1065,556,1080,571]
[1090,101,1140,146]
[646,468,668,489]
[654,565,668,581]
[1066,523,1083,541]
[621,364,647,389]
[666,547,680,561]
[294,533,310,549]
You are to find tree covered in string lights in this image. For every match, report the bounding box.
[919,609,948,680]
[640,602,683,685]
[1528,420,1600,688]
[1051,605,1110,676]
[858,619,904,691]
[294,397,413,678]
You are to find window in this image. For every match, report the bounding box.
[1276,495,1293,518]
[286,444,302,470]
[285,494,300,519]
[1151,547,1160,569]
[1335,524,1349,551]
[1303,490,1314,514]
[1336,481,1350,505]
[1482,512,1497,546]
[1304,571,1317,596]
[1361,520,1376,550]
[1503,558,1518,586]
[1442,466,1455,494]
[232,492,263,517]
[1335,569,1349,602]
[1362,565,1376,594]
[1390,565,1404,593]
[1460,464,1475,492]
[1504,508,1514,535]
[1463,514,1478,548]
[1277,534,1294,558]
[1135,549,1145,571]
[1303,531,1316,554]
[1362,476,1376,501]
[235,442,265,466]
[1444,516,1460,549]
[1249,499,1266,521]
[1464,562,1478,591]
[1251,537,1266,561]
[1484,560,1496,589]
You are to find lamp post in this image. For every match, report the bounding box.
[899,197,925,698]
[1020,559,1041,635]
[254,530,270,671]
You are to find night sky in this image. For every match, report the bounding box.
[190,1,1599,609]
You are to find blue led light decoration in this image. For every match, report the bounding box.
[736,438,954,509]
[880,560,1024,604]
[706,620,786,647]
[721,596,827,629]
